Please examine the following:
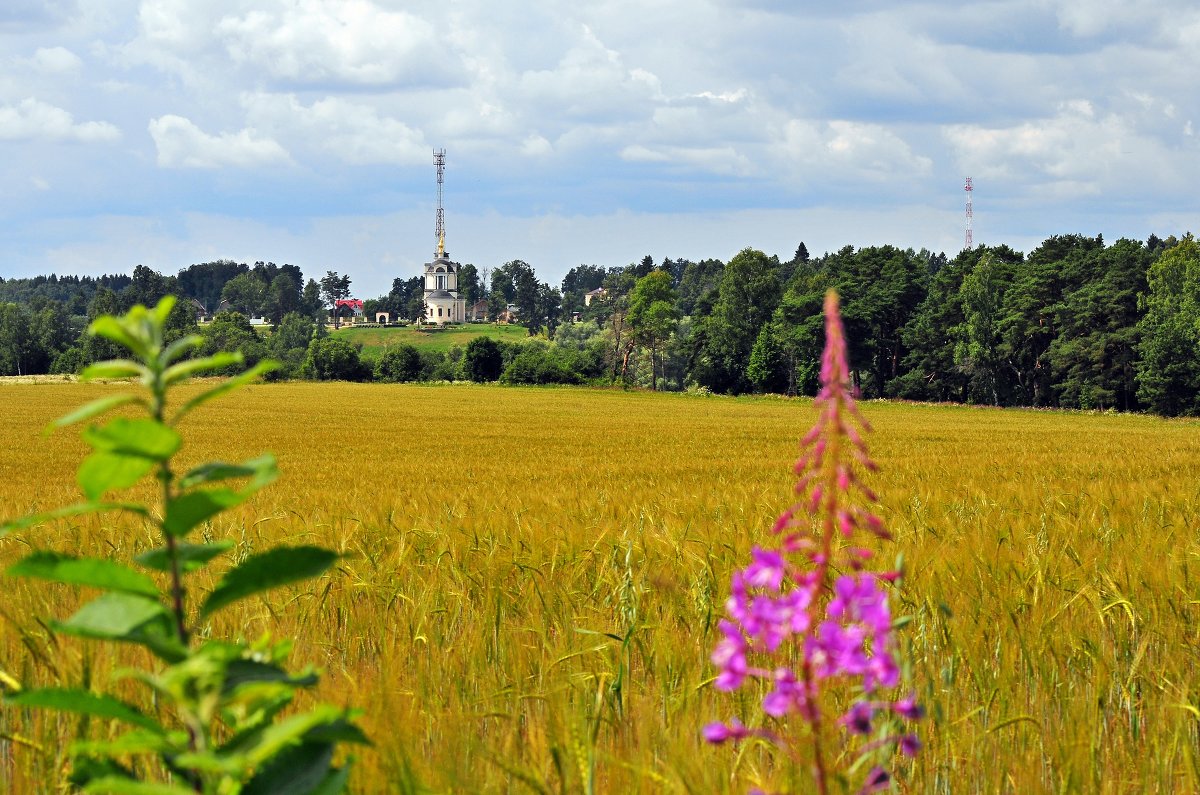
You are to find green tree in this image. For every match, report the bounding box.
[1136,234,1200,415]
[998,235,1102,406]
[0,303,32,375]
[262,272,300,326]
[220,272,267,317]
[319,272,352,329]
[302,337,367,381]
[201,311,267,373]
[176,259,248,314]
[269,311,317,377]
[696,248,781,393]
[463,336,504,382]
[1048,238,1149,410]
[459,263,481,306]
[627,270,679,390]
[506,261,540,335]
[953,252,1005,405]
[374,344,423,382]
[302,278,324,322]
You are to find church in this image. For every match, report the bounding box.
[422,149,466,325]
[422,247,465,324]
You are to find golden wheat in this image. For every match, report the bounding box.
[1,382,1198,793]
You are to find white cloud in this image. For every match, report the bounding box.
[518,25,663,121]
[773,119,932,184]
[148,114,291,168]
[241,93,427,165]
[620,143,754,176]
[215,0,457,87]
[0,97,120,142]
[943,100,1193,197]
[30,46,83,73]
[521,134,553,157]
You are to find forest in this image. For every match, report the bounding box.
[1,232,1198,416]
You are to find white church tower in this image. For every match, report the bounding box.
[423,149,466,324]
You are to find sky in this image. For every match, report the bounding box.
[1,0,1199,297]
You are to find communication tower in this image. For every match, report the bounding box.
[434,148,447,257]
[963,176,973,249]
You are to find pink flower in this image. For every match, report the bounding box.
[706,290,920,795]
[703,718,751,744]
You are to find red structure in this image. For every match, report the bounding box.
[334,299,363,311]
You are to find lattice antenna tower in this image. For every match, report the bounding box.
[964,176,973,249]
[434,148,447,257]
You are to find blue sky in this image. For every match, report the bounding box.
[1,0,1198,297]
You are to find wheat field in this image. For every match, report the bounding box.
[1,381,1198,793]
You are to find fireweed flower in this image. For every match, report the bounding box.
[705,290,921,795]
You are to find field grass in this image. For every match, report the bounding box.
[333,323,533,358]
[1,382,1199,793]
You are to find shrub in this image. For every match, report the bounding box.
[302,337,368,381]
[374,343,423,382]
[463,336,504,382]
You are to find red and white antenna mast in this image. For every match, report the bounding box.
[963,176,973,249]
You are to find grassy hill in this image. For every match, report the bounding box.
[331,322,533,358]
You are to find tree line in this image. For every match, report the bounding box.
[1,232,1199,415]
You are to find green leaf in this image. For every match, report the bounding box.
[170,360,280,425]
[242,741,334,795]
[0,501,148,538]
[152,295,177,326]
[164,352,243,386]
[4,688,164,733]
[78,452,156,500]
[221,659,319,696]
[162,488,246,538]
[305,717,371,746]
[50,395,143,431]
[178,455,276,490]
[83,418,181,461]
[201,546,339,618]
[135,541,234,574]
[120,619,188,664]
[89,316,150,361]
[81,360,147,381]
[160,334,202,366]
[309,764,352,795]
[82,777,196,795]
[70,729,181,757]
[7,552,160,597]
[56,592,167,641]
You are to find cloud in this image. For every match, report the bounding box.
[215,0,460,87]
[30,45,83,72]
[241,93,427,165]
[620,143,754,176]
[773,119,933,186]
[0,97,120,142]
[943,99,1196,198]
[148,114,291,168]
[517,25,663,121]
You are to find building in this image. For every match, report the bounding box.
[423,148,466,325]
[584,287,608,306]
[423,252,466,324]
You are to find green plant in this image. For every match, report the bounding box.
[1,297,367,793]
